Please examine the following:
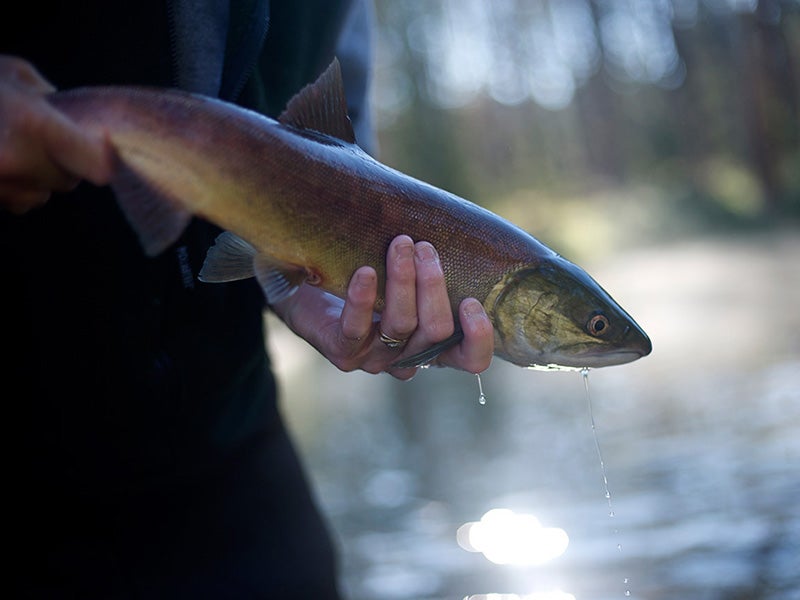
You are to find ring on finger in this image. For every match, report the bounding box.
[379,330,408,349]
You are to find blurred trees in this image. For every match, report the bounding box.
[370,0,800,235]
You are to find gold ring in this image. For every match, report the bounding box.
[379,330,408,349]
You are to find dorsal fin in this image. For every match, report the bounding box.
[278,57,357,144]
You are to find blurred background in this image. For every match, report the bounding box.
[271,1,800,598]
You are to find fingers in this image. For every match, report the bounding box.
[338,266,378,348]
[327,236,453,378]
[437,298,494,374]
[0,55,113,214]
[277,233,495,380]
[0,55,55,93]
[370,238,452,379]
[0,186,51,215]
[379,237,492,380]
[410,242,454,345]
[41,108,114,188]
[377,235,417,344]
[378,237,453,350]
[339,244,420,377]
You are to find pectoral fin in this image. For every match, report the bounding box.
[198,231,310,304]
[253,254,311,304]
[390,330,465,369]
[198,231,257,282]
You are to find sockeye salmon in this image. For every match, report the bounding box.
[48,59,651,370]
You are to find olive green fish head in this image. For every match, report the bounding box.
[486,256,652,370]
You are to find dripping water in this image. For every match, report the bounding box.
[475,373,487,405]
[582,368,614,517]
[581,367,630,597]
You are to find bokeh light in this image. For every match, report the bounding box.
[457,508,569,566]
[463,592,576,600]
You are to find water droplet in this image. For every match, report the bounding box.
[475,373,487,405]
[582,369,614,515]
[624,578,629,584]
[617,543,623,551]
[609,510,616,518]
[625,591,631,597]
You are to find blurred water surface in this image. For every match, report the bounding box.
[266,2,800,596]
[269,230,800,599]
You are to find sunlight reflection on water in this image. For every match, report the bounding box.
[270,232,800,599]
[464,593,576,600]
[457,509,569,566]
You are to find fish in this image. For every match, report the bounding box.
[48,59,652,370]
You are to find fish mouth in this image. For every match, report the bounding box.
[526,348,650,371]
[572,332,652,367]
[575,349,649,368]
[572,324,653,368]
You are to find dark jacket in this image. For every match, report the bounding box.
[1,1,373,597]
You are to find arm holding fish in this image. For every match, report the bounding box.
[0,55,113,214]
[271,235,495,380]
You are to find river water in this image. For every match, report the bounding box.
[269,230,800,600]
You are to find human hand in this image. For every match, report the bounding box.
[270,235,494,380]
[0,55,113,214]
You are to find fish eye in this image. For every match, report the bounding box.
[587,313,610,336]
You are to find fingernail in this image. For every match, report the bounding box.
[463,299,485,319]
[415,243,438,263]
[355,270,374,288]
[395,242,414,260]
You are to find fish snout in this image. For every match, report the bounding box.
[626,322,652,358]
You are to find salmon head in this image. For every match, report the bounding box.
[485,255,652,370]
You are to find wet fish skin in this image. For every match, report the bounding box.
[48,60,651,369]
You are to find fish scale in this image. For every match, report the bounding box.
[49,59,651,370]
